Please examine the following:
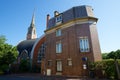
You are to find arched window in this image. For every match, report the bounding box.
[20,50,28,60]
[37,43,45,63]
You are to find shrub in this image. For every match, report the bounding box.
[88,59,120,79]
[19,59,30,72]
[0,70,4,75]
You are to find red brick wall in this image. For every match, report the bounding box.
[44,22,102,76]
[32,36,45,67]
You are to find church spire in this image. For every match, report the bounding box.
[26,12,37,40]
[30,12,35,27]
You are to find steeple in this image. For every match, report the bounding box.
[30,12,35,27]
[26,12,37,40]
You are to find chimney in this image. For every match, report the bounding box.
[46,14,50,29]
[54,11,59,17]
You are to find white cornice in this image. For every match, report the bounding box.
[45,18,97,35]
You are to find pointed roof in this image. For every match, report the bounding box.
[26,11,37,40]
[30,12,35,27]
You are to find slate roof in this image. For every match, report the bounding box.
[47,5,95,29]
[17,39,37,57]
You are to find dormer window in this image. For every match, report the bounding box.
[55,14,62,25]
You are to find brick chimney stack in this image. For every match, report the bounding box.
[46,14,50,29]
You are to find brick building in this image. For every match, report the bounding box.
[43,5,102,76]
[17,5,102,76]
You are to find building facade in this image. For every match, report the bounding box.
[17,5,102,76]
[43,5,102,76]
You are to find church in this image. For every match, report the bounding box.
[17,5,102,76]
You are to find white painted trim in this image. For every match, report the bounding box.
[45,19,96,35]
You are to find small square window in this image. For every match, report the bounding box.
[67,59,72,66]
[56,15,62,25]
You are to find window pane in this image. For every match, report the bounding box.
[57,60,62,71]
[79,37,89,52]
[56,15,62,23]
[86,39,89,52]
[56,42,62,53]
[68,60,72,66]
[37,43,45,63]
[56,29,61,37]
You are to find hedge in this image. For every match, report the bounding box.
[88,59,120,79]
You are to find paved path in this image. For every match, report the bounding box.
[0,73,109,80]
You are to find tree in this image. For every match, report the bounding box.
[102,53,108,59]
[107,51,115,59]
[19,59,30,72]
[102,50,120,79]
[0,35,18,73]
[115,50,120,59]
[0,35,6,45]
[102,50,120,59]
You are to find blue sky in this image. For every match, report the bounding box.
[0,0,120,53]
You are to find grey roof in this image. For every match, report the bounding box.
[17,39,37,56]
[47,5,95,29]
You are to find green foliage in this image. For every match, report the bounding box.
[102,53,108,59]
[89,59,120,79]
[0,35,18,73]
[0,64,9,72]
[88,62,95,70]
[0,35,6,45]
[19,59,30,72]
[102,49,120,59]
[103,60,117,79]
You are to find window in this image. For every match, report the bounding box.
[79,37,90,52]
[34,29,36,34]
[56,29,61,37]
[20,50,28,60]
[37,43,45,63]
[56,60,62,72]
[56,15,62,25]
[48,60,52,66]
[67,59,72,66]
[56,42,62,53]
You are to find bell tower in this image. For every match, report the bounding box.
[26,13,37,40]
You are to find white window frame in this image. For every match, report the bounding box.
[56,41,62,53]
[55,14,62,25]
[56,60,62,72]
[79,37,90,52]
[56,29,61,37]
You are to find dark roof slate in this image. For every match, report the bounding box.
[47,5,95,29]
[17,39,37,56]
